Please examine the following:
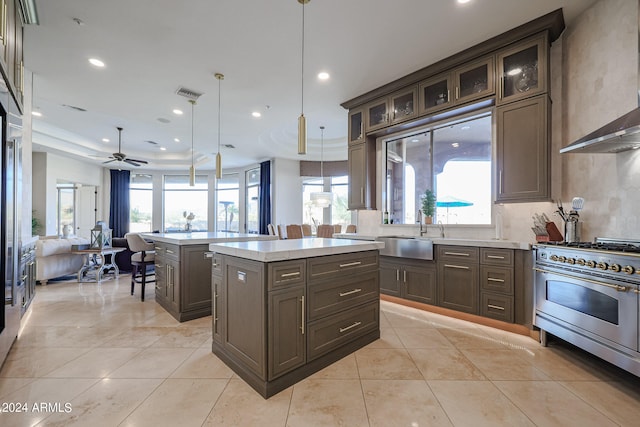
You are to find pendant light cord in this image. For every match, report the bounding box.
[218,76,221,154]
[320,126,324,180]
[191,100,195,167]
[301,1,305,116]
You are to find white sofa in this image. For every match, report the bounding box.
[36,236,90,284]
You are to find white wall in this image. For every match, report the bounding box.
[272,158,303,228]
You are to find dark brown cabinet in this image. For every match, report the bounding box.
[496,94,550,202]
[154,242,211,322]
[19,241,36,316]
[497,35,547,105]
[479,248,515,322]
[348,107,365,145]
[0,0,23,108]
[365,86,418,132]
[380,256,436,305]
[268,286,305,379]
[348,141,375,210]
[437,246,479,314]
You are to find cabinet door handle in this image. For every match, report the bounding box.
[488,304,505,311]
[499,170,503,195]
[339,321,362,333]
[204,252,213,259]
[487,277,505,283]
[339,288,362,297]
[213,290,218,322]
[396,269,400,281]
[403,270,407,283]
[340,261,362,268]
[360,187,364,204]
[281,272,301,278]
[447,89,450,102]
[300,295,305,335]
[444,251,470,257]
[444,264,470,270]
[499,76,503,100]
[455,86,459,100]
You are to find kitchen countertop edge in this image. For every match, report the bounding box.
[334,233,531,250]
[142,232,277,245]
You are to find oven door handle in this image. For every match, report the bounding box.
[533,267,629,292]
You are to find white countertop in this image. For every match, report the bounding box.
[209,238,385,262]
[142,232,277,245]
[334,233,530,250]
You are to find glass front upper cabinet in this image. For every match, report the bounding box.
[454,57,494,104]
[366,87,418,132]
[419,72,452,115]
[348,108,364,144]
[497,35,547,104]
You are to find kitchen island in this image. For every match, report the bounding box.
[142,232,276,321]
[208,238,384,398]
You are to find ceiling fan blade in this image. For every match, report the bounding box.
[103,159,116,164]
[127,158,148,164]
[124,159,142,166]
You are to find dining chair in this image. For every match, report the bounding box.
[316,224,335,238]
[125,233,155,301]
[277,224,284,240]
[301,224,312,237]
[346,224,357,233]
[286,224,304,239]
[267,223,276,236]
[333,224,342,234]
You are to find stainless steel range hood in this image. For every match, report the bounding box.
[559,108,640,154]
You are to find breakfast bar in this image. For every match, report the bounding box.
[208,238,384,398]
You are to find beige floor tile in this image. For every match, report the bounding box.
[460,348,551,380]
[378,310,391,327]
[108,347,195,378]
[362,379,453,427]
[558,380,640,427]
[394,327,455,349]
[494,380,618,427]
[287,379,369,427]
[45,347,143,378]
[0,378,98,427]
[203,378,291,427]
[120,378,227,427]
[0,346,91,378]
[409,348,486,380]
[0,377,34,399]
[363,327,404,349]
[149,327,211,348]
[438,327,509,349]
[99,326,171,348]
[170,347,234,379]
[429,380,535,427]
[37,378,163,426]
[307,353,359,380]
[382,309,435,328]
[355,348,423,379]
[178,315,213,329]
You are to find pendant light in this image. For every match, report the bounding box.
[188,99,196,186]
[297,0,309,155]
[310,126,333,207]
[215,73,224,179]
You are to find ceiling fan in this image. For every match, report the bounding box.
[103,127,148,167]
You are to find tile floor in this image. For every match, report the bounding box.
[1,276,640,426]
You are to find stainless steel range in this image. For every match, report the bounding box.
[534,238,640,376]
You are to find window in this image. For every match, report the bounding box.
[163,175,208,232]
[330,176,349,229]
[245,168,260,234]
[303,178,324,229]
[384,112,491,225]
[302,175,349,232]
[217,173,239,232]
[130,174,153,232]
[57,183,75,235]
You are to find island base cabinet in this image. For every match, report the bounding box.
[268,286,305,380]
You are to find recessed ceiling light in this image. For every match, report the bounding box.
[452,142,460,148]
[88,58,105,67]
[461,125,471,130]
[102,138,110,143]
[252,111,261,118]
[174,138,180,143]
[31,111,42,117]
[411,139,419,143]
[173,109,183,115]
[318,71,330,80]
[457,0,471,4]
[160,147,167,151]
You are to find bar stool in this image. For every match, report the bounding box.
[125,233,155,301]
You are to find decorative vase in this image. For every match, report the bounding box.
[62,224,72,238]
[424,216,433,225]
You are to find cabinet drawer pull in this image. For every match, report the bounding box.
[444,264,470,270]
[339,288,362,297]
[339,321,362,333]
[154,246,162,251]
[212,263,219,268]
[444,251,470,257]
[300,295,305,335]
[339,261,362,268]
[487,277,505,283]
[155,263,162,268]
[166,249,175,254]
[21,275,27,282]
[281,272,301,278]
[487,304,505,311]
[487,255,506,259]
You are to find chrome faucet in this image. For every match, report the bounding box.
[417,210,427,236]
[437,221,445,238]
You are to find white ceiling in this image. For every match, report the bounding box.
[25,0,596,170]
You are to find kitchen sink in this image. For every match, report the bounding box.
[376,236,434,260]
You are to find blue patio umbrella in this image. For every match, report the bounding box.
[436,195,474,223]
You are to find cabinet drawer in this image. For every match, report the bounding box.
[211,252,223,277]
[307,301,379,361]
[480,248,513,266]
[307,251,378,282]
[268,260,306,290]
[307,270,379,321]
[480,292,514,323]
[480,265,514,294]
[154,242,179,261]
[437,245,479,262]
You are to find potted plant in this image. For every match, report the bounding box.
[421,189,436,224]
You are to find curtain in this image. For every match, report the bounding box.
[258,160,271,235]
[109,169,130,237]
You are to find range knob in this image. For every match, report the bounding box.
[597,262,608,270]
[550,255,559,261]
[586,260,596,268]
[622,265,635,274]
[566,258,576,265]
[576,259,586,266]
[558,256,567,263]
[609,264,621,273]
